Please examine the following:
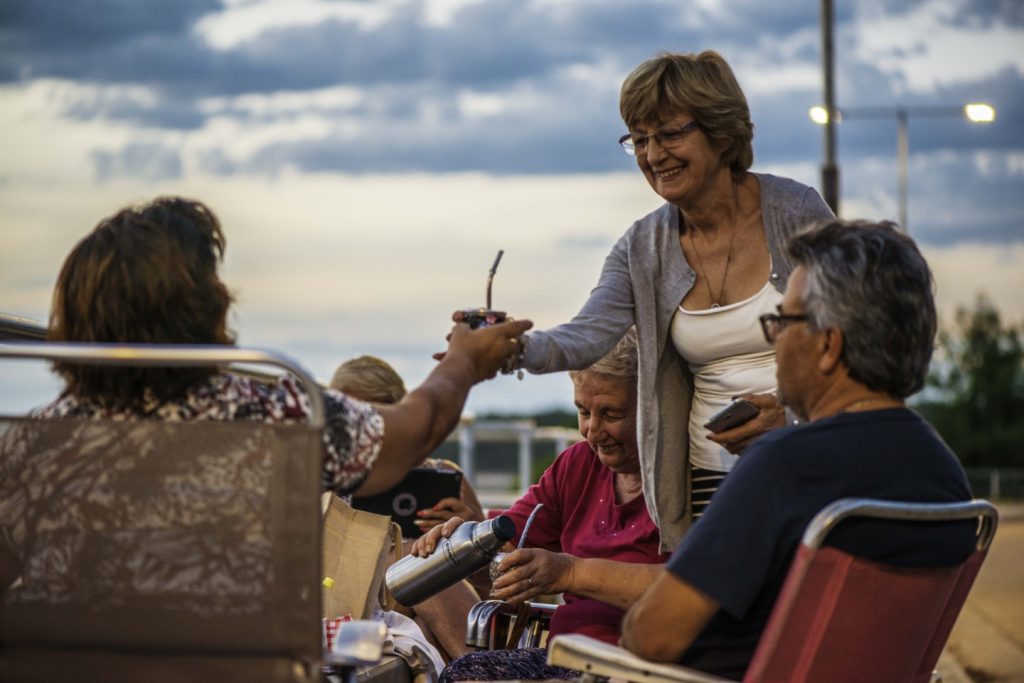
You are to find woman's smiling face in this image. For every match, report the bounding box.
[631,115,726,206]
[574,372,639,475]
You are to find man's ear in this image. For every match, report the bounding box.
[818,327,845,374]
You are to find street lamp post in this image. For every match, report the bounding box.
[809,103,995,231]
[820,0,839,215]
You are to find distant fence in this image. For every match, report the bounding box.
[965,468,1024,500]
[443,421,1024,506]
[441,418,581,508]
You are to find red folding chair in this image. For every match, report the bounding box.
[547,498,998,683]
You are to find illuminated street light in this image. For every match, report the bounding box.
[809,105,830,125]
[964,103,996,123]
[809,102,996,231]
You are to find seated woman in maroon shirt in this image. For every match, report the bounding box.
[411,329,670,682]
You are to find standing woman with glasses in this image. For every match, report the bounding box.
[477,51,834,551]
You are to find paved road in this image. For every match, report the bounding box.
[943,505,1024,683]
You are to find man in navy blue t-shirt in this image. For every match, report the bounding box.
[619,220,974,679]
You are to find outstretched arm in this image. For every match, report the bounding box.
[355,319,532,495]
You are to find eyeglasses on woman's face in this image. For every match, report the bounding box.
[758,306,811,344]
[618,120,700,156]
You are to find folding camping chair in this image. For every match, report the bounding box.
[547,497,998,683]
[0,343,325,683]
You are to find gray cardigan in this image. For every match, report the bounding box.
[523,173,835,551]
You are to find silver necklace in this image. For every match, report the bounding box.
[687,217,737,309]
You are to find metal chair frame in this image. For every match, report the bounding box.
[465,599,559,650]
[547,497,998,683]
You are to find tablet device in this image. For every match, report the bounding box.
[351,467,463,538]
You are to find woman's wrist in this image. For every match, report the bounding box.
[501,334,528,378]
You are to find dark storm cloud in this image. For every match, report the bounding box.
[240,124,623,175]
[236,78,627,175]
[62,91,208,130]
[840,150,1024,245]
[91,142,183,182]
[0,0,772,97]
[945,0,1024,29]
[224,0,705,92]
[3,0,1021,244]
[0,0,856,136]
[870,0,1023,30]
[0,0,218,50]
[0,0,220,83]
[747,89,825,165]
[824,66,1024,161]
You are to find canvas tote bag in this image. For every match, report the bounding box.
[321,493,401,619]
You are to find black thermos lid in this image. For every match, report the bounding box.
[492,515,516,543]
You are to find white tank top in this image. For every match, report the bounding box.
[670,280,783,472]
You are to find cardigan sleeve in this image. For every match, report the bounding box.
[522,230,638,374]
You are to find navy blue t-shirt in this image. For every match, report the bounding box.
[667,408,974,679]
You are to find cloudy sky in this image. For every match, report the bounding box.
[1,0,1022,413]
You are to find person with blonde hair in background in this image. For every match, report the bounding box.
[331,355,407,405]
[330,354,485,529]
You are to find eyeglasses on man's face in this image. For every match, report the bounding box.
[759,306,810,344]
[618,121,700,156]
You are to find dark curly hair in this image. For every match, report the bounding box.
[49,197,236,407]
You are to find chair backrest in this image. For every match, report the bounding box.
[0,343,325,683]
[745,498,998,683]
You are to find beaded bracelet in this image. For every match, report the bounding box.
[501,335,527,380]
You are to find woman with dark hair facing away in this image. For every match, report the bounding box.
[483,51,835,550]
[0,196,532,657]
[34,196,532,498]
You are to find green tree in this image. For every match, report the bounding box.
[918,296,1024,466]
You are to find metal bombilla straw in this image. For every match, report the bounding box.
[486,249,504,310]
[518,503,543,549]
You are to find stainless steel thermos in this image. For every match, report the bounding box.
[385,515,516,606]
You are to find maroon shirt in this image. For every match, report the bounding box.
[503,441,669,643]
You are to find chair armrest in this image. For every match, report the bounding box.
[546,634,737,683]
[465,600,558,649]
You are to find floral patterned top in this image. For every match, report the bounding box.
[32,372,385,495]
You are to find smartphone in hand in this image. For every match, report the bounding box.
[703,399,759,433]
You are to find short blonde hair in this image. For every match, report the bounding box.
[619,50,754,177]
[330,355,407,404]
